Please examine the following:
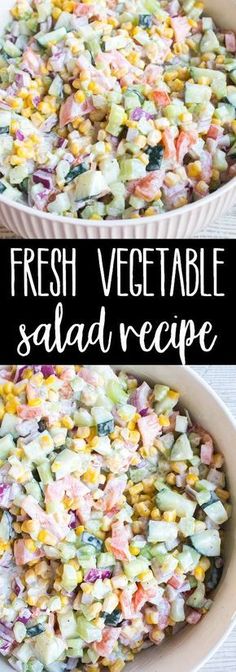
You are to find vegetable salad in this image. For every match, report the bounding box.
[0,1,236,220]
[0,365,231,672]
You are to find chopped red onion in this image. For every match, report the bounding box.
[16,130,25,142]
[33,170,54,190]
[13,577,24,597]
[84,569,112,582]
[0,639,13,656]
[0,623,14,642]
[15,71,31,88]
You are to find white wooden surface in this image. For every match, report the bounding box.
[192,366,236,671]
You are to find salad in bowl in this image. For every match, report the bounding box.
[0,0,236,222]
[0,365,231,672]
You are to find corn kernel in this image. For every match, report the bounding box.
[61,415,74,429]
[199,557,211,571]
[38,530,57,546]
[129,483,143,497]
[3,382,14,394]
[187,161,202,179]
[74,90,86,103]
[145,610,159,625]
[138,569,154,582]
[76,426,90,439]
[194,566,205,582]
[163,510,176,523]
[75,525,85,536]
[158,414,170,427]
[52,7,62,19]
[151,507,161,520]
[135,502,151,517]
[129,545,140,556]
[25,539,36,553]
[186,473,199,486]
[166,472,176,485]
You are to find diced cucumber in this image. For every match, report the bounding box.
[74,409,94,427]
[157,488,197,518]
[117,404,136,422]
[202,495,228,524]
[99,157,120,185]
[190,67,227,100]
[22,431,54,464]
[170,597,185,622]
[185,82,211,104]
[57,610,78,639]
[229,70,236,85]
[212,148,228,172]
[49,74,63,97]
[195,489,211,506]
[106,104,124,136]
[153,384,169,401]
[186,582,205,608]
[200,30,220,53]
[3,39,22,57]
[67,637,84,657]
[37,27,67,46]
[215,104,235,123]
[0,433,15,459]
[74,170,109,201]
[148,520,178,542]
[124,91,144,110]
[129,465,156,483]
[227,85,236,107]
[202,17,213,31]
[119,158,146,181]
[97,552,115,568]
[0,412,19,438]
[170,434,193,461]
[33,632,66,666]
[62,564,78,591]
[77,616,102,643]
[37,461,53,485]
[91,406,114,436]
[25,480,42,502]
[178,517,195,538]
[0,511,11,541]
[175,415,188,433]
[191,529,221,556]
[178,545,200,572]
[123,557,149,579]
[106,380,128,405]
[51,448,89,479]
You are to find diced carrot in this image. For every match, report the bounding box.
[162,128,176,160]
[93,627,120,656]
[134,171,164,200]
[152,90,171,107]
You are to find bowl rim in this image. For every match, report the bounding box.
[0,172,235,230]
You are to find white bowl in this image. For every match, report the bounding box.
[0,0,236,238]
[1,364,236,672]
